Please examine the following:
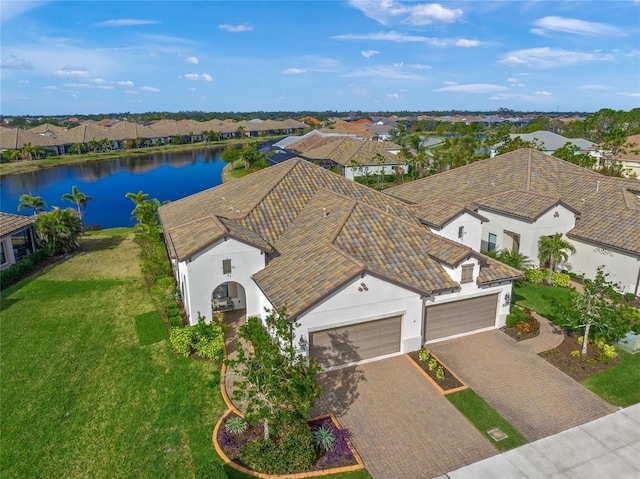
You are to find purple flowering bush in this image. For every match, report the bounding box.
[311,418,356,470]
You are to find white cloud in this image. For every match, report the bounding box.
[113,80,134,86]
[443,80,458,86]
[1,55,33,69]
[97,85,115,90]
[140,86,159,92]
[498,47,612,68]
[51,66,91,78]
[186,56,199,64]
[283,68,306,74]
[348,0,462,26]
[350,84,369,96]
[219,24,253,32]
[43,85,58,91]
[387,93,400,98]
[65,83,91,88]
[407,63,431,69]
[188,87,196,91]
[507,77,525,87]
[534,91,552,96]
[361,50,380,58]
[333,31,477,47]
[0,1,47,25]
[125,90,139,94]
[17,79,29,84]
[455,39,480,48]
[92,78,106,84]
[433,83,508,93]
[184,73,213,81]
[532,16,624,36]
[578,84,610,90]
[620,91,640,98]
[103,19,159,27]
[346,65,423,80]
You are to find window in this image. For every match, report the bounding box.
[222,259,232,275]
[461,264,474,284]
[488,233,497,252]
[0,242,6,265]
[458,226,464,239]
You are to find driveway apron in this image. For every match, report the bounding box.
[312,355,497,479]
[429,330,617,442]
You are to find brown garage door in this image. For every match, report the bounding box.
[424,294,498,341]
[310,316,402,369]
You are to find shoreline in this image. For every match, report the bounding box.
[0,138,265,177]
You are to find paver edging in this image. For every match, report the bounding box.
[405,353,469,395]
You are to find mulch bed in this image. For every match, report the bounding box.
[407,350,465,391]
[539,333,619,382]
[217,414,358,474]
[501,326,540,342]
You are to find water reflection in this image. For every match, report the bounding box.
[0,147,225,229]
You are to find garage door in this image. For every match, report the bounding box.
[424,294,498,341]
[310,316,402,369]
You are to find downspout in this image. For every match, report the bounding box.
[635,259,640,297]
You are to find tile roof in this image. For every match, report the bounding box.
[413,200,487,229]
[385,148,640,255]
[0,212,35,237]
[160,159,521,318]
[287,136,401,167]
[472,190,578,222]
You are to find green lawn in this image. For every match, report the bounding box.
[582,348,640,407]
[511,281,572,325]
[446,389,528,452]
[0,229,369,479]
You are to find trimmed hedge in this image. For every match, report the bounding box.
[524,268,545,284]
[0,249,49,289]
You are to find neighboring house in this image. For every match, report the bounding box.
[0,213,37,271]
[386,148,640,296]
[158,159,521,369]
[589,133,640,178]
[490,131,593,157]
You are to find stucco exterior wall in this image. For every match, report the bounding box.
[297,274,424,356]
[430,213,483,251]
[568,238,640,296]
[345,164,399,181]
[178,238,265,324]
[479,204,576,263]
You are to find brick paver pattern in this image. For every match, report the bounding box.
[313,356,497,479]
[429,330,617,442]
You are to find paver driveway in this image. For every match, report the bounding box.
[429,330,617,442]
[312,356,497,479]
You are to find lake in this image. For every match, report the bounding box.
[0,147,226,229]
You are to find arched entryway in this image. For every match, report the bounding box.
[211,281,247,315]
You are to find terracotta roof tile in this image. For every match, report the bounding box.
[0,212,35,237]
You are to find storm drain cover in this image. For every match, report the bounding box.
[487,428,508,441]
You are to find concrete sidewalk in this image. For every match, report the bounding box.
[442,403,640,479]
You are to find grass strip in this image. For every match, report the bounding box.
[512,281,571,325]
[447,389,528,452]
[582,348,640,407]
[135,311,168,346]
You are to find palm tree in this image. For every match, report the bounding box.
[62,186,92,227]
[496,248,534,270]
[538,233,576,284]
[21,142,36,161]
[5,150,21,162]
[17,194,46,215]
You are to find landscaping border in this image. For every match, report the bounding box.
[214,335,365,477]
[405,352,468,395]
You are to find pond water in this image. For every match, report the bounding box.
[0,147,226,229]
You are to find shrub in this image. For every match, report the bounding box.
[418,349,431,362]
[436,366,445,381]
[314,418,355,470]
[169,327,195,357]
[506,307,530,328]
[313,426,335,451]
[195,336,224,361]
[596,343,618,364]
[524,268,545,284]
[551,272,571,288]
[238,417,315,474]
[225,417,248,435]
[624,293,637,303]
[166,303,183,328]
[428,358,438,371]
[0,249,48,289]
[570,349,581,357]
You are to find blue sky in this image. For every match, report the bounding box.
[1,0,639,115]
